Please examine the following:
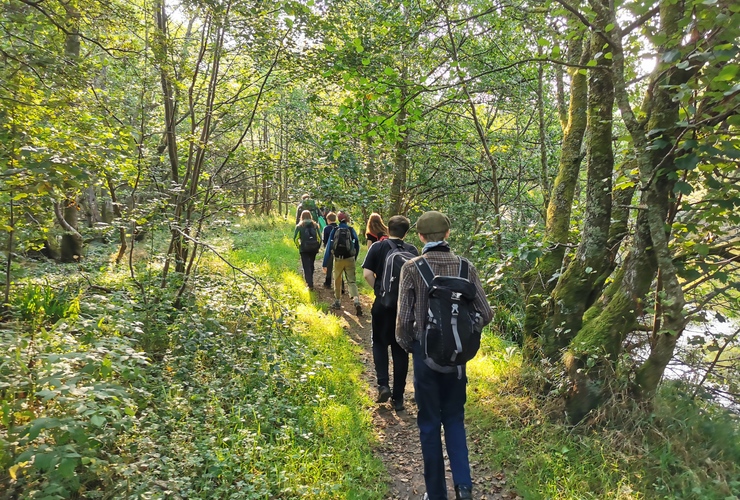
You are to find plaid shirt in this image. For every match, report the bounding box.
[395,248,494,353]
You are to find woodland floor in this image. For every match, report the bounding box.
[308,262,520,500]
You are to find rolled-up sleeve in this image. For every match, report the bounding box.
[395,262,416,352]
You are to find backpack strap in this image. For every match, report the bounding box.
[458,258,469,279]
[414,257,436,287]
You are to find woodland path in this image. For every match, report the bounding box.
[308,262,519,500]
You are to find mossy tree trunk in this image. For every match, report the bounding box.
[540,23,615,360]
[561,0,703,421]
[522,25,589,359]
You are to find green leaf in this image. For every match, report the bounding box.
[537,37,549,46]
[663,49,681,63]
[675,153,698,170]
[673,181,693,195]
[714,64,738,82]
[90,415,106,427]
[33,453,54,471]
[604,52,612,60]
[57,457,77,479]
[605,23,615,32]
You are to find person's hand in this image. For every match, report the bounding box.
[323,267,327,272]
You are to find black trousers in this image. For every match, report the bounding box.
[371,300,409,400]
[300,251,317,288]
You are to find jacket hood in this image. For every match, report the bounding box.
[301,219,314,227]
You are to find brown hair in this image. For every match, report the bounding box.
[365,212,388,238]
[387,215,411,238]
[300,210,313,221]
[326,211,337,223]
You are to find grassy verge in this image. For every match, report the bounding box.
[1,215,385,499]
[467,336,740,499]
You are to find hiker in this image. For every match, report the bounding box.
[293,210,321,291]
[395,211,493,500]
[322,211,362,316]
[365,212,388,247]
[322,211,344,292]
[362,215,418,411]
[295,193,324,229]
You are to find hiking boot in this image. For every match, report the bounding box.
[330,300,341,310]
[455,485,473,500]
[392,397,404,412]
[377,385,391,403]
[355,302,363,316]
[323,283,332,289]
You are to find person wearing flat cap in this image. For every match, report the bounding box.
[395,211,493,500]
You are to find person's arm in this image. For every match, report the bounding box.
[469,263,494,327]
[353,228,360,256]
[322,233,333,268]
[363,268,375,288]
[293,226,300,246]
[395,262,416,353]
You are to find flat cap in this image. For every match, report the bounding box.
[416,211,450,234]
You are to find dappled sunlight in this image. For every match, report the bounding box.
[295,303,344,342]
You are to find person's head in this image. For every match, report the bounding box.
[326,211,337,223]
[387,215,411,238]
[300,210,313,221]
[365,212,388,236]
[337,211,349,223]
[301,193,310,201]
[416,211,450,243]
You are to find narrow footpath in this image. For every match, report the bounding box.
[310,265,519,500]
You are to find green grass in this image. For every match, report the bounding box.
[466,336,740,499]
[1,215,386,499]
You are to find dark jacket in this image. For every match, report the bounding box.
[322,222,360,267]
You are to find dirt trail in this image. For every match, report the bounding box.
[310,264,518,500]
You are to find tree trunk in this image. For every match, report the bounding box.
[522,30,589,358]
[563,0,699,420]
[541,27,615,359]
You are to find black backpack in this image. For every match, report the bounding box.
[331,227,356,258]
[299,224,321,252]
[415,257,482,376]
[378,240,416,309]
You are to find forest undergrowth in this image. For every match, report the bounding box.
[1,215,738,499]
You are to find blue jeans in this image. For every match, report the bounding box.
[413,341,471,500]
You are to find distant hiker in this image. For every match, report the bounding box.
[322,212,339,290]
[322,211,362,316]
[295,193,324,230]
[395,211,493,500]
[365,212,389,247]
[294,210,321,291]
[362,215,418,412]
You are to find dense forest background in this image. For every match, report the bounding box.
[1,0,739,497]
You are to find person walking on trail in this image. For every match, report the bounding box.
[295,193,324,229]
[293,210,321,291]
[322,211,362,316]
[362,215,418,412]
[322,212,343,291]
[395,211,493,500]
[365,212,388,247]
